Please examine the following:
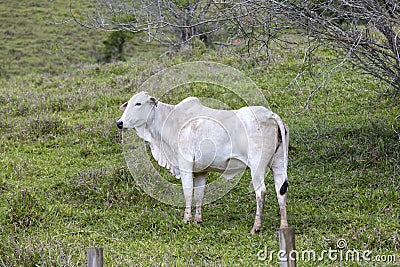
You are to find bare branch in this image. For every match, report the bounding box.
[74,0,400,96]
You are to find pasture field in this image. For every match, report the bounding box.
[1,1,400,266]
[1,50,399,266]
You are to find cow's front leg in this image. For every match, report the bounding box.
[194,173,207,224]
[181,170,193,223]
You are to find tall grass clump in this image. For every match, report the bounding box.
[5,189,46,232]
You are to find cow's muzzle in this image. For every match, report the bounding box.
[116,120,123,129]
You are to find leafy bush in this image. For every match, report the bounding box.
[101,31,137,63]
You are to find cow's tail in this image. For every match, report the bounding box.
[274,114,289,195]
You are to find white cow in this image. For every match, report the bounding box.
[117,91,289,233]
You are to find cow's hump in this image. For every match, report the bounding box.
[178,97,202,106]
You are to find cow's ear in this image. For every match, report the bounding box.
[150,97,158,107]
[119,102,128,111]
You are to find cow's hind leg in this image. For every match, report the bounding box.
[271,151,289,228]
[194,173,207,224]
[250,169,267,234]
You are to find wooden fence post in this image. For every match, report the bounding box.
[278,227,296,267]
[87,247,103,267]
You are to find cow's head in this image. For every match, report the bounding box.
[116,91,158,130]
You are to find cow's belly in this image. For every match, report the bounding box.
[192,136,248,175]
[194,156,248,180]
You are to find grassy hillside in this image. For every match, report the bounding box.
[0,0,163,77]
[1,0,399,266]
[0,1,96,76]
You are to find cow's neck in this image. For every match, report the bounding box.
[140,101,173,144]
[135,102,173,142]
[143,102,178,174]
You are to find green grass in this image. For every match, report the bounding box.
[1,1,400,266]
[1,54,399,266]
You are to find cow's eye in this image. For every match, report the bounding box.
[135,103,142,106]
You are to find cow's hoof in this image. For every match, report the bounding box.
[194,214,202,225]
[183,214,192,223]
[250,226,261,234]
